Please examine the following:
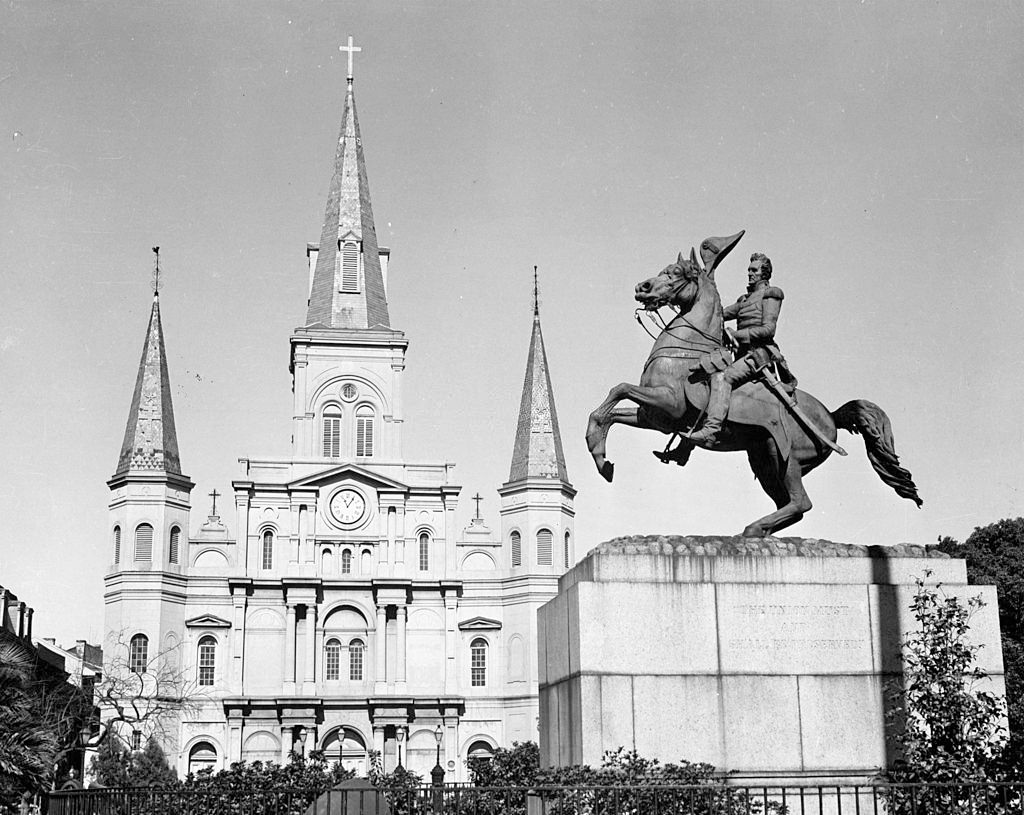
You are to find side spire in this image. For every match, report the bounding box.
[306,38,390,330]
[115,253,181,475]
[509,269,568,482]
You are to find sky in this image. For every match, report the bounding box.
[2,1,1023,647]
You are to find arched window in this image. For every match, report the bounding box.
[341,241,360,292]
[197,636,216,686]
[322,548,334,574]
[323,406,342,458]
[261,530,274,570]
[341,549,352,574]
[471,638,487,687]
[468,740,495,765]
[188,742,217,776]
[169,527,181,565]
[355,406,374,457]
[113,526,121,564]
[537,529,553,565]
[325,638,341,681]
[418,533,430,571]
[510,531,522,567]
[129,634,148,674]
[134,523,153,562]
[564,531,571,567]
[349,638,364,681]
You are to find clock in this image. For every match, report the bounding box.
[330,488,367,525]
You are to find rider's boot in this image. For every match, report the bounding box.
[686,374,732,446]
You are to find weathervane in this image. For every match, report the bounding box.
[152,246,161,295]
[339,35,361,83]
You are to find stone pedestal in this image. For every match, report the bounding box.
[537,536,1004,783]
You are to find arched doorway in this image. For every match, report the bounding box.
[321,727,369,775]
[187,741,218,776]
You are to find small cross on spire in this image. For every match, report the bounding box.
[533,266,539,316]
[209,488,220,517]
[472,492,484,520]
[152,246,161,295]
[339,35,361,83]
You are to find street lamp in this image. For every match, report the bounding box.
[297,727,308,758]
[431,724,445,815]
[396,727,405,768]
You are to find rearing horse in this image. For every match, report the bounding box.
[586,247,922,537]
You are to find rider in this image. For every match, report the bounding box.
[685,252,796,446]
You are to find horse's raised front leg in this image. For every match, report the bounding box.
[586,402,643,482]
[742,449,812,537]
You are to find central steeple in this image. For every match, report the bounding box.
[306,41,390,330]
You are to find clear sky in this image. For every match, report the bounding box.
[2,1,1023,647]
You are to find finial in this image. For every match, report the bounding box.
[340,35,361,85]
[533,265,539,316]
[152,246,161,296]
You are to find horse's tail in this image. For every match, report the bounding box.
[832,400,923,507]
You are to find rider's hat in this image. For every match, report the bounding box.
[699,230,745,276]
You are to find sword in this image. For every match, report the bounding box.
[758,367,848,456]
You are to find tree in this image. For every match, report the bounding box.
[0,639,57,808]
[94,631,205,757]
[886,575,1007,784]
[89,737,133,787]
[939,518,1024,771]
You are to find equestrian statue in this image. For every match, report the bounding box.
[585,230,922,538]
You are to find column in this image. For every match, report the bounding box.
[375,604,387,691]
[228,723,242,764]
[280,725,292,764]
[232,592,247,690]
[444,594,458,690]
[373,726,385,765]
[396,604,407,688]
[236,494,250,572]
[304,604,317,691]
[285,604,297,687]
[396,506,406,568]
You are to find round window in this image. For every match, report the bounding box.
[341,383,358,402]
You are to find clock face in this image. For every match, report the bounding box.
[330,488,367,525]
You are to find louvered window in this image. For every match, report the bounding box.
[418,533,430,571]
[323,410,342,458]
[325,639,341,680]
[511,531,521,567]
[113,526,121,564]
[537,529,553,565]
[471,638,487,687]
[355,407,374,457]
[129,634,148,674]
[262,530,274,570]
[197,636,216,686]
[134,524,153,562]
[169,527,180,564]
[341,549,352,574]
[349,639,364,681]
[341,241,359,292]
[565,531,571,567]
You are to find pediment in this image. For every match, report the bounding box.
[185,614,231,629]
[458,616,502,631]
[288,463,409,492]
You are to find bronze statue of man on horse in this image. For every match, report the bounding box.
[585,230,922,538]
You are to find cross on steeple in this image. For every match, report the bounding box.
[209,488,220,517]
[533,266,539,316]
[472,492,484,520]
[152,246,161,295]
[340,35,361,82]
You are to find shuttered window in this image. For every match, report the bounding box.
[565,531,571,567]
[134,524,153,562]
[355,407,374,457]
[129,634,148,674]
[113,526,121,564]
[537,529,553,565]
[471,639,487,687]
[341,550,352,574]
[169,527,180,564]
[262,530,274,570]
[323,410,342,458]
[341,241,359,292]
[511,531,521,567]
[418,533,430,571]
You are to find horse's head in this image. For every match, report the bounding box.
[634,252,705,312]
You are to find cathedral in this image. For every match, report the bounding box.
[103,56,576,780]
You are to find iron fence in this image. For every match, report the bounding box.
[46,782,1024,815]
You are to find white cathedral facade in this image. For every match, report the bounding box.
[103,64,576,781]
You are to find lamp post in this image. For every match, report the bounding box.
[297,726,307,759]
[396,727,405,769]
[431,724,445,815]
